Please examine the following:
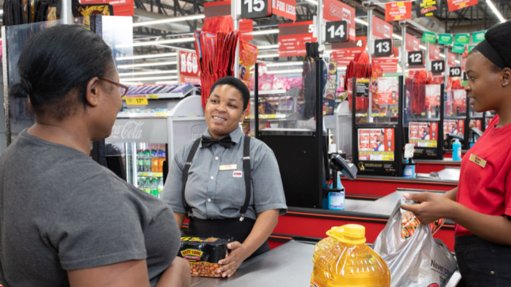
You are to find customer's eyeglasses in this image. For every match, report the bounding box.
[98,77,129,97]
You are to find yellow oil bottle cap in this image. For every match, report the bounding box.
[339,224,366,245]
[325,226,344,242]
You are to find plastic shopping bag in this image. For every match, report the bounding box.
[373,202,457,287]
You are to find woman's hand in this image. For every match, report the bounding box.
[400,192,456,224]
[217,241,249,278]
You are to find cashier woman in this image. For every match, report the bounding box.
[162,76,287,278]
[402,20,511,286]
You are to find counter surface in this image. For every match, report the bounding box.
[191,240,315,287]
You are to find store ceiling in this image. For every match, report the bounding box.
[126,0,511,84]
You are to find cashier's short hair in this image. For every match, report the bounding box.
[210,76,250,110]
[9,24,113,120]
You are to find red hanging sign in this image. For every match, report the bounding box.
[372,16,393,39]
[447,0,478,12]
[271,0,296,21]
[178,50,201,85]
[429,43,441,61]
[323,0,356,41]
[372,57,399,73]
[239,19,254,41]
[278,21,316,57]
[330,36,366,66]
[405,34,420,52]
[385,1,412,22]
[80,0,134,16]
[447,52,457,66]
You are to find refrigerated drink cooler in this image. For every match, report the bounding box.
[106,95,206,198]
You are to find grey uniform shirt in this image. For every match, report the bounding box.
[0,131,180,287]
[163,127,287,220]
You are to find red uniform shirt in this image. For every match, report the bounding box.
[456,116,511,236]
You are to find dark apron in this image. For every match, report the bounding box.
[188,217,270,258]
[455,235,511,287]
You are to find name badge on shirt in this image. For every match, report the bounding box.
[233,170,243,178]
[219,164,237,171]
[469,154,487,168]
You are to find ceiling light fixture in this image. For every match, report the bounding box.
[258,44,279,50]
[118,37,195,48]
[117,61,178,69]
[257,53,280,59]
[120,75,178,82]
[265,69,303,74]
[265,62,303,67]
[116,52,178,61]
[246,29,280,36]
[486,0,506,23]
[133,14,205,27]
[119,70,178,77]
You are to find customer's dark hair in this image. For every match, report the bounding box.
[210,76,250,110]
[9,24,113,120]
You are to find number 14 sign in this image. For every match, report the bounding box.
[325,21,348,43]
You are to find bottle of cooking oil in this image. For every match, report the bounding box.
[310,224,390,287]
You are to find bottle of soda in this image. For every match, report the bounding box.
[144,150,152,173]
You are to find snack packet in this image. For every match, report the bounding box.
[178,236,228,277]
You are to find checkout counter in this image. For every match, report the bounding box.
[342,167,460,199]
[191,240,315,287]
[272,189,455,251]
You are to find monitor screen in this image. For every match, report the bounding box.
[409,122,438,148]
[358,128,395,161]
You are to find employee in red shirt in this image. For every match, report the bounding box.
[402,20,511,286]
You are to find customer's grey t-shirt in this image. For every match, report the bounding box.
[0,131,180,287]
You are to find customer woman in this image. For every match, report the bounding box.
[402,20,511,286]
[162,76,287,278]
[0,25,190,287]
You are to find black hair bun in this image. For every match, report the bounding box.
[9,80,31,99]
[485,20,511,68]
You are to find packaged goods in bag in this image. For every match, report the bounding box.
[310,224,390,287]
[373,201,457,287]
[178,236,228,277]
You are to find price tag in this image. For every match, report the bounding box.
[241,0,269,19]
[408,51,424,66]
[449,66,462,77]
[374,38,392,57]
[325,21,348,43]
[431,60,445,74]
[124,96,149,106]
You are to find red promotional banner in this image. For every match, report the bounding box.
[372,16,393,39]
[405,34,420,52]
[239,19,253,41]
[358,128,395,161]
[278,21,316,57]
[372,57,399,73]
[429,43,441,61]
[204,0,231,17]
[178,50,201,85]
[385,1,412,22]
[447,0,478,12]
[272,0,296,21]
[447,52,457,66]
[80,0,134,16]
[323,0,356,41]
[330,36,366,66]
